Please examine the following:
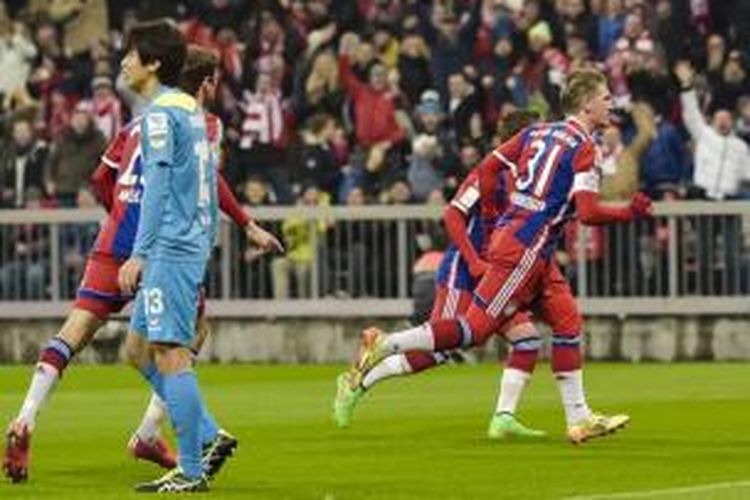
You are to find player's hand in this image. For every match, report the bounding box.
[244,220,284,255]
[118,257,144,295]
[468,258,490,279]
[629,191,653,219]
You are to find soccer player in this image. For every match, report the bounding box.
[349,69,653,443]
[334,111,548,439]
[2,41,281,484]
[115,20,221,492]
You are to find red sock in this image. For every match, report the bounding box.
[506,336,541,373]
[551,333,582,372]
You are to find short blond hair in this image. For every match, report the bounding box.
[560,69,608,115]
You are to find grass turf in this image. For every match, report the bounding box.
[0,362,748,499]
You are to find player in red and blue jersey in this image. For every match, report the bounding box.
[3,45,282,484]
[335,111,566,438]
[349,69,653,443]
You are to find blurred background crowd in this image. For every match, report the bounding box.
[0,0,749,301]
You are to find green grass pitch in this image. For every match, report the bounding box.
[0,363,749,499]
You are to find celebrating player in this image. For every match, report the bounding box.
[347,69,653,443]
[334,111,549,439]
[2,36,281,485]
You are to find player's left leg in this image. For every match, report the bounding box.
[487,312,547,439]
[540,264,629,443]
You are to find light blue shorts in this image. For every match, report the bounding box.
[130,259,206,346]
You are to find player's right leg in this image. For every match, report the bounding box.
[539,264,629,444]
[3,252,125,482]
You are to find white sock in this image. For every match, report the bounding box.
[361,355,412,390]
[555,370,592,427]
[382,324,435,354]
[17,363,60,430]
[135,392,167,442]
[495,368,531,415]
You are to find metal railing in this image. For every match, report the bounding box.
[1,202,749,318]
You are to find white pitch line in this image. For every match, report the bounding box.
[565,480,750,500]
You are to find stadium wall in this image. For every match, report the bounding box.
[2,316,750,364]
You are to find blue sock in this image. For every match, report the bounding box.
[140,363,218,445]
[162,371,203,479]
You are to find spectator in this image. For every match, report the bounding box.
[595,0,625,60]
[638,105,689,200]
[291,113,340,199]
[737,96,750,146]
[237,71,293,204]
[446,71,483,146]
[710,50,749,113]
[292,50,345,123]
[0,187,49,299]
[90,76,122,141]
[397,33,431,108]
[241,175,275,207]
[271,184,330,299]
[44,101,106,207]
[0,118,49,208]
[0,16,37,98]
[676,61,750,200]
[600,103,655,201]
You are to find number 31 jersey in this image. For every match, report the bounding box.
[487,117,601,259]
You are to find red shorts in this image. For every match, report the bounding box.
[432,285,532,332]
[74,252,207,321]
[74,252,131,320]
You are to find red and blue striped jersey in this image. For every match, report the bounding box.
[91,113,223,260]
[490,117,601,258]
[435,168,510,290]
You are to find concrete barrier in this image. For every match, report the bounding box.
[1,316,749,364]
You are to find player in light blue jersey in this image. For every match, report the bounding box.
[117,20,218,493]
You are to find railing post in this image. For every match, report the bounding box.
[310,218,320,299]
[576,223,587,298]
[49,224,60,301]
[397,220,407,298]
[668,216,678,297]
[220,220,231,299]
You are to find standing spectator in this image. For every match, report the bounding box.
[397,33,431,108]
[638,106,688,200]
[271,184,330,299]
[292,50,345,123]
[339,32,406,195]
[291,113,340,199]
[736,96,750,146]
[0,118,49,208]
[44,101,106,207]
[446,72,482,147]
[595,0,625,60]
[676,61,750,200]
[238,71,292,204]
[0,16,37,99]
[90,76,122,142]
[710,50,749,113]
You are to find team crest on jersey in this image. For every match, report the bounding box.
[147,112,169,149]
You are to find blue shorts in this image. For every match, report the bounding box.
[130,259,206,346]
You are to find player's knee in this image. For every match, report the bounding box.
[505,321,537,342]
[153,344,193,374]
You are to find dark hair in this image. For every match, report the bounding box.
[305,113,334,134]
[179,45,220,96]
[498,110,541,141]
[126,19,187,87]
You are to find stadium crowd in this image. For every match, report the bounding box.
[0,0,749,300]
